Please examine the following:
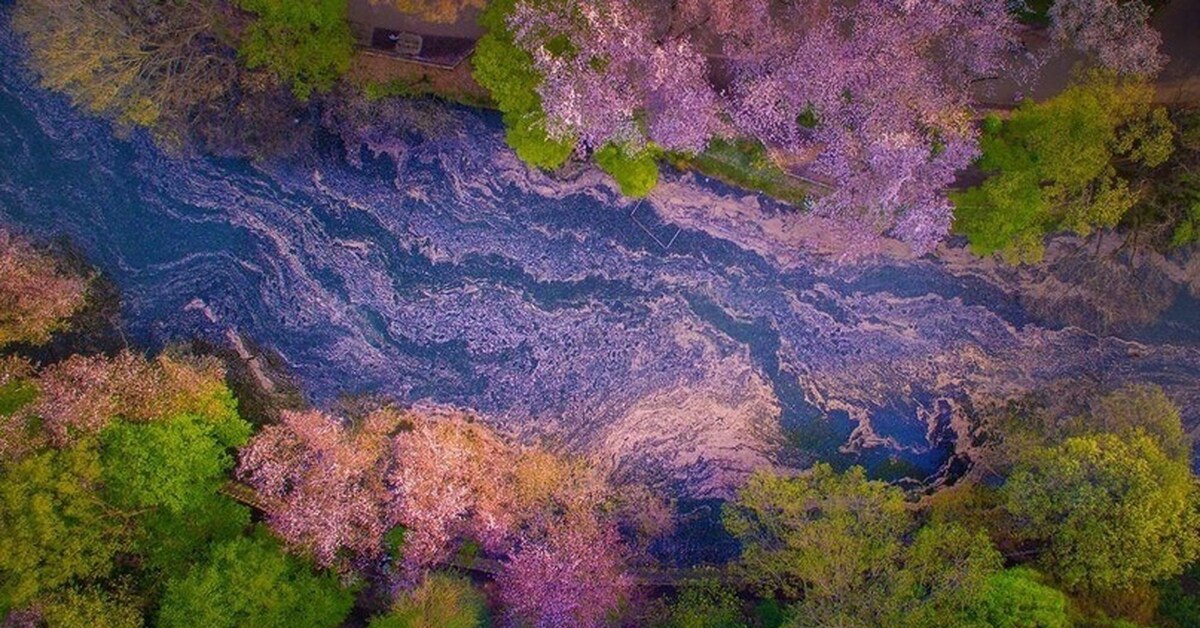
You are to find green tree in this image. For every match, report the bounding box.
[100,411,248,515]
[1158,564,1200,628]
[11,0,236,141]
[660,579,746,628]
[236,0,354,101]
[970,568,1071,628]
[472,0,575,170]
[1124,108,1200,251]
[369,572,488,628]
[596,144,660,198]
[157,532,353,628]
[502,111,577,170]
[954,74,1174,263]
[135,493,250,578]
[1090,384,1190,463]
[1004,431,1200,591]
[885,524,1070,627]
[0,445,127,610]
[38,588,142,628]
[97,401,252,578]
[889,522,1004,626]
[723,464,909,602]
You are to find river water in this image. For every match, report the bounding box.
[2,18,1198,512]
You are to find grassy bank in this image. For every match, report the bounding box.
[668,138,810,207]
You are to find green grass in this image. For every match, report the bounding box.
[1014,0,1054,26]
[0,380,36,416]
[669,138,809,207]
[363,78,494,110]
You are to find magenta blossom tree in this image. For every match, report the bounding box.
[723,0,1018,253]
[1049,0,1166,77]
[507,0,1021,252]
[236,409,400,568]
[495,516,632,628]
[509,0,725,152]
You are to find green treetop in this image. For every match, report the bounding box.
[0,445,127,611]
[157,532,353,628]
[1004,430,1200,592]
[723,463,909,602]
[100,411,248,515]
[596,144,660,198]
[37,588,142,628]
[236,0,354,101]
[369,572,489,628]
[659,578,746,628]
[954,74,1174,263]
[472,0,576,170]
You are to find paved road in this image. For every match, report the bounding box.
[1153,0,1200,103]
[974,0,1200,107]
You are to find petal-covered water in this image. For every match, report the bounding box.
[2,23,1198,504]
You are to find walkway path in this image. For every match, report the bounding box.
[975,0,1200,107]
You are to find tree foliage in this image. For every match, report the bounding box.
[0,445,126,610]
[135,492,251,579]
[1089,384,1191,462]
[723,464,909,601]
[1005,430,1200,591]
[0,229,87,348]
[968,568,1071,628]
[236,407,400,568]
[595,144,660,198]
[235,0,354,101]
[0,351,239,458]
[157,533,353,628]
[12,0,237,142]
[101,411,248,515]
[368,572,488,628]
[887,523,1005,626]
[238,404,647,576]
[480,0,1027,248]
[472,0,576,170]
[1127,108,1200,250]
[724,465,1076,627]
[1158,564,1200,628]
[661,579,746,628]
[37,588,143,628]
[380,0,486,23]
[0,349,253,619]
[954,75,1174,262]
[473,0,1167,249]
[495,515,631,628]
[1050,0,1166,77]
[993,387,1200,594]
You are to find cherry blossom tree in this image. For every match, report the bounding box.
[495,515,632,628]
[30,353,130,446]
[388,414,519,568]
[723,0,1018,253]
[502,0,1022,252]
[236,408,402,568]
[26,352,233,449]
[237,404,654,621]
[1049,0,1166,77]
[0,229,87,347]
[509,0,724,152]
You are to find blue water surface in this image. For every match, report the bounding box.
[2,16,1197,524]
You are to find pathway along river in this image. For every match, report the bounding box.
[2,23,1199,512]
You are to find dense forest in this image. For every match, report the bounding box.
[2,0,1199,626]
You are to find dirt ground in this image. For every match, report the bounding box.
[346,50,494,107]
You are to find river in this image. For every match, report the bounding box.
[2,17,1198,518]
